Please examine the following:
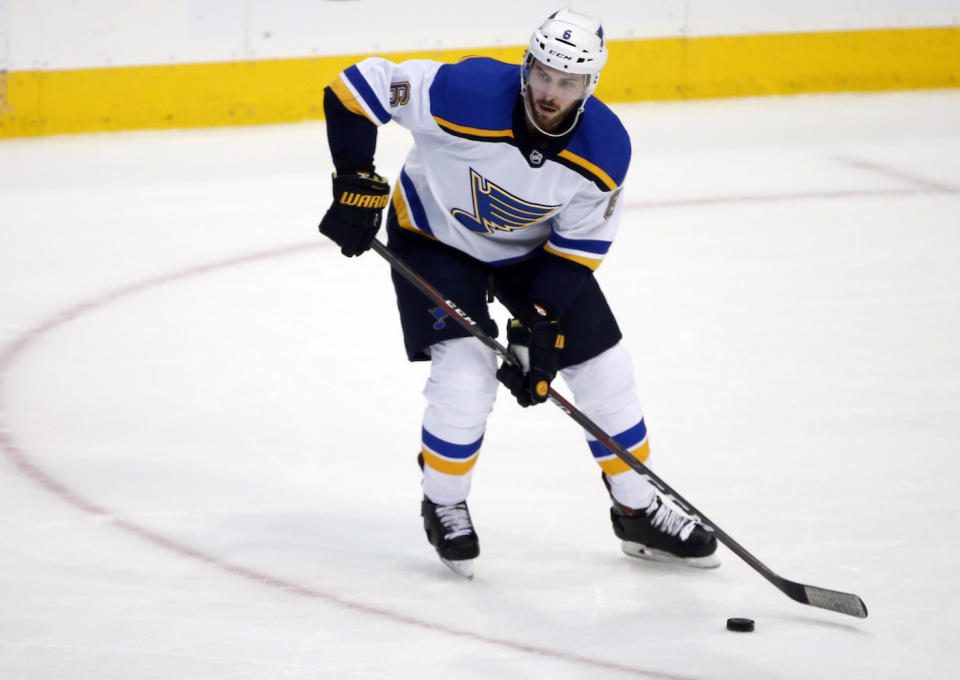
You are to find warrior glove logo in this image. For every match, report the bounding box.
[339,192,390,209]
[452,168,560,235]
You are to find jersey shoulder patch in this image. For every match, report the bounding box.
[558,99,632,191]
[429,58,518,141]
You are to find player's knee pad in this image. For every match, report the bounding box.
[423,337,498,435]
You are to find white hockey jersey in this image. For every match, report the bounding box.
[328,56,631,271]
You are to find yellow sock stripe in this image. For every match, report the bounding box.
[631,439,651,464]
[2,27,957,138]
[421,447,478,476]
[596,440,651,476]
[598,457,632,476]
[328,74,379,124]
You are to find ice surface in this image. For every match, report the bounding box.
[1,90,959,679]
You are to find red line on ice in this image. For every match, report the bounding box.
[0,240,692,680]
[627,185,957,211]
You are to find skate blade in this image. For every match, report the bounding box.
[440,557,475,580]
[621,541,721,569]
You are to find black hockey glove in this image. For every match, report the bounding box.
[496,305,565,407]
[318,172,390,257]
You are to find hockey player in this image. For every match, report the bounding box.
[318,8,719,577]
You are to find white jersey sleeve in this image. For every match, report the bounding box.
[327,57,441,134]
[545,183,623,270]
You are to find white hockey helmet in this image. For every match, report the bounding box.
[521,7,608,135]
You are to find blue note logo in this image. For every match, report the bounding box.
[452,168,560,235]
[428,305,448,330]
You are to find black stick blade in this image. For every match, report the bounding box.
[802,585,869,618]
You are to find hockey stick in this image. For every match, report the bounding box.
[371,239,868,619]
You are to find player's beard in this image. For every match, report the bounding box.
[528,94,577,134]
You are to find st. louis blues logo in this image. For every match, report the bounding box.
[428,305,448,330]
[451,168,560,234]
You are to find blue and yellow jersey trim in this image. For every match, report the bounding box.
[555,149,619,192]
[421,428,482,476]
[588,420,650,476]
[542,232,611,271]
[561,98,631,192]
[328,75,370,121]
[432,116,515,142]
[392,190,437,240]
[329,65,392,126]
[429,58,519,140]
[392,167,435,237]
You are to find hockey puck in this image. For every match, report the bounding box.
[726,617,755,632]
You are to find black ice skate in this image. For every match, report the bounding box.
[610,495,720,569]
[421,497,480,579]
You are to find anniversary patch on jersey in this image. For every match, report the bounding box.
[604,187,622,219]
[451,168,560,235]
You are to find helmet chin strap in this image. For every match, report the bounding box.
[523,88,586,138]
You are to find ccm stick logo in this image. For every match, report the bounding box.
[444,299,477,326]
